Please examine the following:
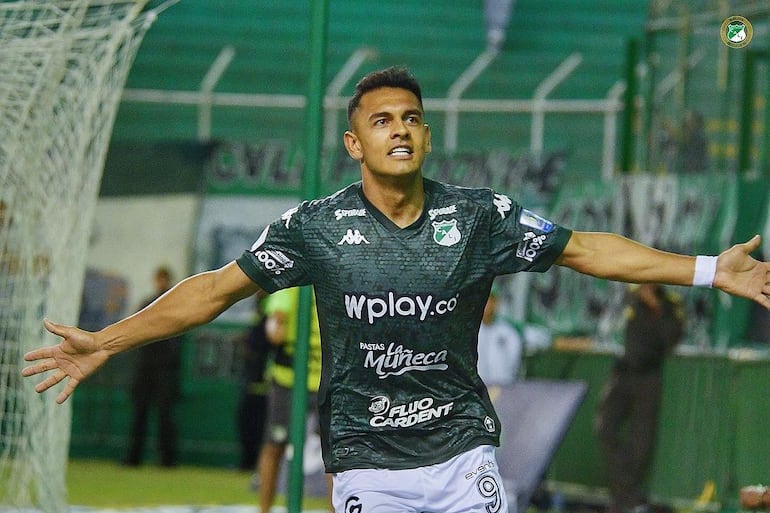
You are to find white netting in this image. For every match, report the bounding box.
[0,2,158,511]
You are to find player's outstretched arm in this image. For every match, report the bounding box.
[22,261,263,404]
[557,232,770,308]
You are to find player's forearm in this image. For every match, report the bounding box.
[557,231,697,285]
[97,264,259,356]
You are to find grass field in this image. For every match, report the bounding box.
[66,459,330,510]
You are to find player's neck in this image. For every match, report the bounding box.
[361,174,425,228]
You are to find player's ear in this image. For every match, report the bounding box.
[424,124,432,154]
[344,130,363,160]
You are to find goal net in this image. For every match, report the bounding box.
[0,2,160,511]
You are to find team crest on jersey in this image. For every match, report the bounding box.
[432,219,461,247]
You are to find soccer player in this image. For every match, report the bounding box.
[22,67,770,513]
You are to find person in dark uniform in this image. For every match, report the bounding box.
[24,67,770,513]
[124,266,183,468]
[236,295,274,473]
[594,283,684,513]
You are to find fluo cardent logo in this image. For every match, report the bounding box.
[368,396,454,428]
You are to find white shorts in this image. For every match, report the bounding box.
[331,445,511,513]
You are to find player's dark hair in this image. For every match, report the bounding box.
[347,66,423,126]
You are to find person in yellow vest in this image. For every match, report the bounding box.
[256,286,328,512]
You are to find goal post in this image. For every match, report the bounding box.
[0,2,162,511]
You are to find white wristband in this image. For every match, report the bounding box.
[693,255,718,287]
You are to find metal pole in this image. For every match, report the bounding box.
[443,48,499,153]
[530,52,582,157]
[602,81,626,180]
[287,1,328,512]
[323,47,377,150]
[620,38,638,173]
[197,46,235,141]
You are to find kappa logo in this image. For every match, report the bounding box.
[493,193,512,219]
[281,206,298,228]
[338,229,370,245]
[432,219,461,247]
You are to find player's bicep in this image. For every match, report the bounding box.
[555,231,618,276]
[554,230,585,266]
[210,261,264,306]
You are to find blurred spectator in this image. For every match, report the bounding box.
[655,117,679,174]
[236,295,274,475]
[256,287,330,512]
[679,110,709,173]
[594,283,684,513]
[483,0,515,52]
[477,287,523,386]
[78,268,128,332]
[124,266,183,468]
[745,301,770,344]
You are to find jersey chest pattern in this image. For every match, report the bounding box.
[237,180,570,472]
[301,185,501,472]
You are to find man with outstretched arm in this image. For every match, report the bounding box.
[23,67,770,513]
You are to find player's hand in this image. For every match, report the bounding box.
[21,319,111,404]
[714,235,770,309]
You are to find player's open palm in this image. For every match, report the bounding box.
[715,235,770,308]
[22,319,110,404]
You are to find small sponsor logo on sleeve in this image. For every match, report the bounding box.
[516,231,547,262]
[519,209,554,233]
[252,248,294,275]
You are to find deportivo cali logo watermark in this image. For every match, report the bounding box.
[720,16,753,48]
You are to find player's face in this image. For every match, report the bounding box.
[344,87,431,181]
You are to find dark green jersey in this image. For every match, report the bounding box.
[236,178,572,473]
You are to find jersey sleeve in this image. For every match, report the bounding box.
[236,204,312,293]
[488,190,572,274]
